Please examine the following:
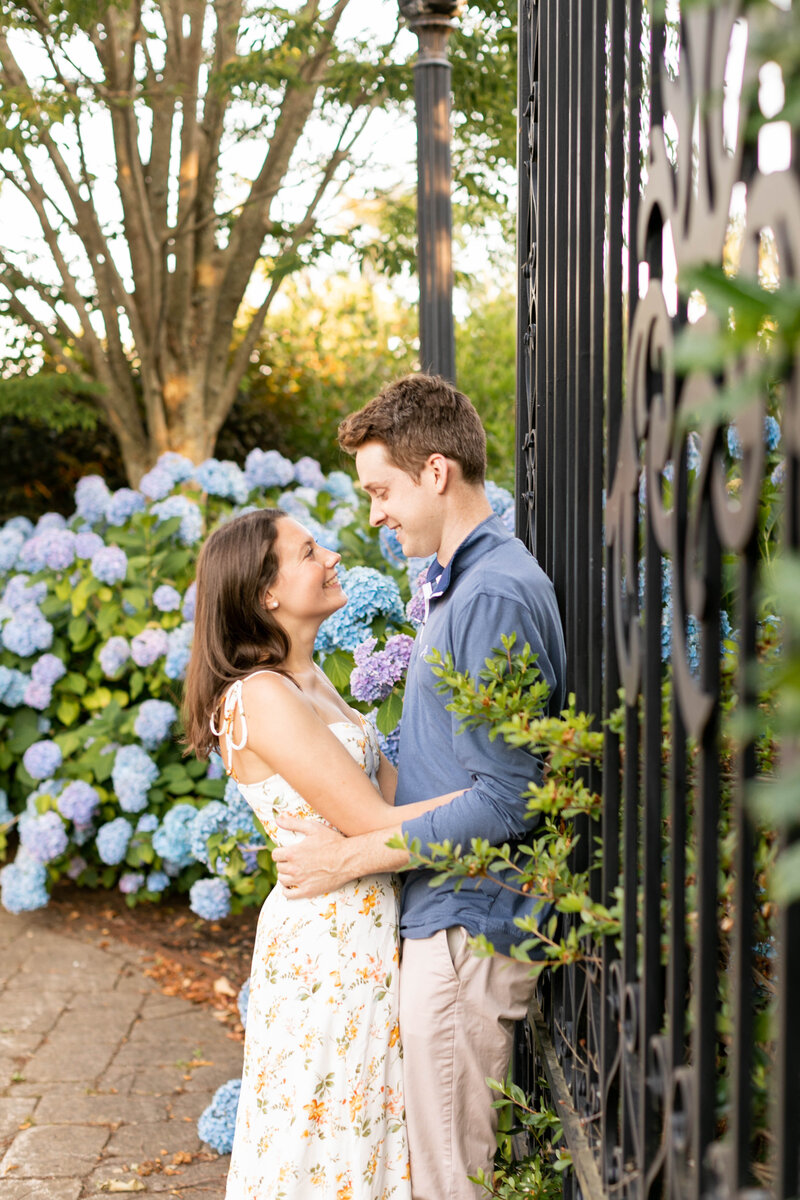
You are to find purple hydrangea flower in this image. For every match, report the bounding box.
[151,496,204,546]
[98,636,130,678]
[91,545,128,586]
[112,744,160,811]
[181,582,196,622]
[133,699,177,750]
[57,781,100,825]
[206,751,225,780]
[23,739,63,780]
[74,531,105,559]
[35,512,66,535]
[106,488,146,526]
[96,817,133,865]
[0,848,50,913]
[66,855,88,880]
[405,588,426,627]
[3,576,47,611]
[19,529,78,572]
[19,810,68,863]
[119,871,145,895]
[153,584,181,613]
[130,627,169,668]
[293,456,326,489]
[23,680,52,711]
[189,877,231,921]
[32,654,67,687]
[75,475,111,524]
[244,448,294,490]
[350,634,414,703]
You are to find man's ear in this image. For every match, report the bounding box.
[427,453,451,493]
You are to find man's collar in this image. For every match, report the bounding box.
[423,513,507,612]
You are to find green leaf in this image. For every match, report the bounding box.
[62,672,88,696]
[321,648,355,691]
[5,708,41,755]
[67,615,90,646]
[56,696,81,726]
[70,576,94,617]
[376,691,403,734]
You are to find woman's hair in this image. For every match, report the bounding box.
[183,508,292,759]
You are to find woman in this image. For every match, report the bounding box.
[183,508,454,1200]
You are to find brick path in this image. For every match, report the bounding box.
[0,907,242,1198]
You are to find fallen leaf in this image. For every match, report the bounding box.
[213,976,237,998]
[98,1181,146,1193]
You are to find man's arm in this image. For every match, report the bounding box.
[272,817,408,897]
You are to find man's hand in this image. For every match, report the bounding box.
[272,816,350,898]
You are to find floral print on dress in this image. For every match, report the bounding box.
[225,717,411,1199]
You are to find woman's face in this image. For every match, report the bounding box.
[266,517,345,625]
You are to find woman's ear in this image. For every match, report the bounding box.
[264,591,279,611]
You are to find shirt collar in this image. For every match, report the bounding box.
[421,513,507,622]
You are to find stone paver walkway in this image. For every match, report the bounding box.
[0,908,242,1198]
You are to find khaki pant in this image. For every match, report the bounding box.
[399,927,536,1200]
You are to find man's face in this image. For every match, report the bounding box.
[355,441,444,560]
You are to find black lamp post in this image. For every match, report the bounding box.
[399,0,462,383]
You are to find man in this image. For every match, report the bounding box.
[273,374,566,1200]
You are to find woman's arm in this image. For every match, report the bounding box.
[233,674,458,837]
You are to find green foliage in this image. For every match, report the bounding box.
[456,292,516,489]
[470,1077,570,1199]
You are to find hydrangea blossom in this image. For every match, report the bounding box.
[3,576,47,611]
[31,654,67,687]
[190,876,231,920]
[98,636,130,678]
[5,515,34,537]
[35,512,66,535]
[2,605,54,657]
[74,531,105,560]
[156,452,196,485]
[91,545,128,585]
[138,465,175,501]
[405,588,426,627]
[501,506,515,533]
[366,709,402,766]
[136,813,159,834]
[378,525,405,567]
[0,848,50,913]
[133,699,177,750]
[58,781,100,825]
[485,481,514,516]
[153,584,181,612]
[0,526,26,574]
[23,739,63,780]
[294,456,326,490]
[146,870,170,892]
[131,627,169,668]
[19,810,68,863]
[189,802,230,866]
[23,680,53,711]
[244,448,294,490]
[96,817,133,865]
[75,475,111,524]
[350,634,414,703]
[151,495,204,546]
[323,471,358,504]
[181,582,197,622]
[316,567,404,654]
[152,803,197,868]
[106,488,146,526]
[198,1078,241,1153]
[119,872,145,894]
[66,855,88,880]
[237,980,250,1029]
[0,789,11,825]
[165,622,193,681]
[195,458,249,504]
[19,529,77,572]
[112,744,160,811]
[0,666,30,707]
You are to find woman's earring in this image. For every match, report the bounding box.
[269,601,278,610]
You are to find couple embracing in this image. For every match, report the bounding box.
[183,374,566,1200]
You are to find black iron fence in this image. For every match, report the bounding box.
[515,1,800,1196]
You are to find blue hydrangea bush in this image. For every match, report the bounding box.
[0,450,445,918]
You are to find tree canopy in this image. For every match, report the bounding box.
[0,0,517,484]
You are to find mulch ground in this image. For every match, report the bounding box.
[46,883,261,1041]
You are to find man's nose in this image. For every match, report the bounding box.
[369,499,385,527]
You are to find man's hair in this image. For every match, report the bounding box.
[337,374,487,484]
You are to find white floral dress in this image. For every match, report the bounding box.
[220,681,410,1200]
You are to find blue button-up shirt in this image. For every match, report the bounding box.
[396,514,566,955]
